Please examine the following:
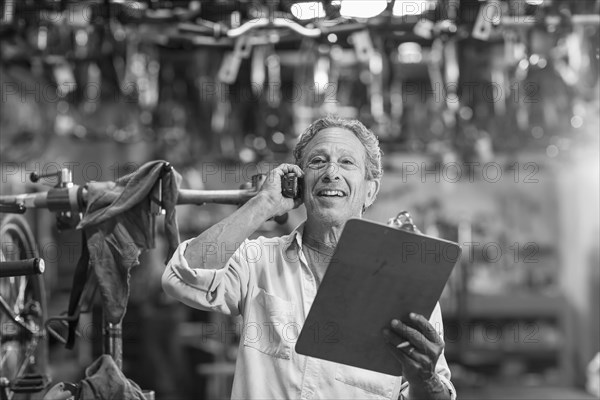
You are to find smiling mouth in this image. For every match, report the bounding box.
[317,189,347,197]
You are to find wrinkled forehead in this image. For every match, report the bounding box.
[302,127,366,159]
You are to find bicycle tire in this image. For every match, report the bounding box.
[0,213,48,392]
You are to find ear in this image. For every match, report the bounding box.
[364,179,380,209]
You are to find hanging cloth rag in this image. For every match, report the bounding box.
[78,355,146,400]
[65,161,181,348]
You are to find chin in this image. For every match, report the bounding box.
[310,210,351,226]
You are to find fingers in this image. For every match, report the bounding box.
[261,164,302,190]
[383,326,439,384]
[396,344,429,366]
[258,164,304,215]
[391,314,443,346]
[387,316,443,358]
[263,164,304,191]
[382,328,428,367]
[388,319,430,355]
[384,314,445,385]
[406,313,443,345]
[383,326,424,358]
[275,163,304,177]
[382,327,404,347]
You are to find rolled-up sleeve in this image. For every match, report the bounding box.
[161,239,251,316]
[399,302,457,400]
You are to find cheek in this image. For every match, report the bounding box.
[304,171,320,188]
[356,182,373,202]
[349,176,365,192]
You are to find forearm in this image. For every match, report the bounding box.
[184,193,274,269]
[405,375,451,400]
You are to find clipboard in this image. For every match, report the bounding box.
[295,218,462,376]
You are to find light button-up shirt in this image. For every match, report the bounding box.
[162,224,456,400]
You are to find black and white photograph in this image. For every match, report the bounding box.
[1,1,599,399]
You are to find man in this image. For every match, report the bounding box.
[162,116,456,399]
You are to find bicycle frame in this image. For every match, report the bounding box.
[0,165,263,213]
[0,214,47,399]
[0,161,268,373]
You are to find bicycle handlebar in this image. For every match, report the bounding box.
[225,17,322,38]
[0,181,293,230]
[0,258,45,278]
[177,188,259,205]
[177,19,383,42]
[0,185,262,211]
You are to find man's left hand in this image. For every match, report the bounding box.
[382,313,449,399]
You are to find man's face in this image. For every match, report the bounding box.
[301,127,379,226]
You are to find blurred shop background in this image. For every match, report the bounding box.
[1,0,599,399]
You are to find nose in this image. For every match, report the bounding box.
[321,162,340,182]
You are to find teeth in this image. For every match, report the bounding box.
[319,190,345,197]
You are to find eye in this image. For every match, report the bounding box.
[308,157,326,167]
[341,159,354,165]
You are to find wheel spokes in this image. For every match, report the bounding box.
[0,221,42,383]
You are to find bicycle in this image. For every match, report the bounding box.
[0,161,274,400]
[0,214,47,400]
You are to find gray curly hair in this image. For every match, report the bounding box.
[293,116,383,180]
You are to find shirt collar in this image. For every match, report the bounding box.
[282,221,306,252]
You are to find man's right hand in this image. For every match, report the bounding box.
[183,163,304,271]
[257,163,304,218]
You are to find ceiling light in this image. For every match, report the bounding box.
[291,2,326,20]
[397,42,423,63]
[339,0,387,19]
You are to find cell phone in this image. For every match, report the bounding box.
[62,383,78,396]
[281,173,303,199]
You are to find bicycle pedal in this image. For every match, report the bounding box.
[10,373,49,393]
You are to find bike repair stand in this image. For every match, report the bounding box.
[100,165,168,400]
[104,320,123,370]
[96,163,168,372]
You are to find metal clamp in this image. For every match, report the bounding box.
[387,211,418,233]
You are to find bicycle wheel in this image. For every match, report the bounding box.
[0,213,48,390]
